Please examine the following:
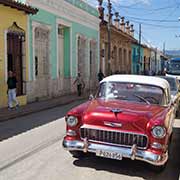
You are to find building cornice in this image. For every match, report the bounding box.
[0,0,38,14]
[27,0,100,31]
[100,23,137,43]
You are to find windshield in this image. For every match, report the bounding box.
[167,61,180,75]
[97,82,164,105]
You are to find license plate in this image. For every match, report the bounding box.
[96,150,122,160]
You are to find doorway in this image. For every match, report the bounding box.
[7,22,25,96]
[34,27,50,98]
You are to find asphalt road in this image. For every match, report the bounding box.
[0,100,180,180]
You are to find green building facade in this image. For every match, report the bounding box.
[23,0,100,102]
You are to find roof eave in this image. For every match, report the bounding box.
[0,0,38,15]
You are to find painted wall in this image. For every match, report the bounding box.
[65,0,98,17]
[0,5,28,108]
[28,8,99,79]
[64,27,70,77]
[143,47,151,72]
[71,22,99,77]
[131,44,144,74]
[29,9,57,80]
[131,44,138,74]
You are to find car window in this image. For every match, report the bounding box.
[97,82,164,105]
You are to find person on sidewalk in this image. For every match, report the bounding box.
[73,72,85,96]
[7,71,19,110]
[97,69,105,82]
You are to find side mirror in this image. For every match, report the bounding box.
[89,94,94,100]
[178,87,180,92]
[170,99,174,106]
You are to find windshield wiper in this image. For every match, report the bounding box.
[133,94,151,105]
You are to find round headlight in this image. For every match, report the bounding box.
[151,126,166,139]
[66,116,78,127]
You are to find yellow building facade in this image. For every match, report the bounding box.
[0,1,37,108]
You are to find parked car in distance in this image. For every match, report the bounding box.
[63,75,175,171]
[159,76,180,116]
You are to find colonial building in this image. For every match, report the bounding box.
[149,48,167,74]
[0,0,38,108]
[23,0,100,102]
[150,48,157,74]
[143,44,151,74]
[98,8,137,75]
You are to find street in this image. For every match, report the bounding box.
[0,100,180,180]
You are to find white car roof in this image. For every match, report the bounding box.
[101,75,170,90]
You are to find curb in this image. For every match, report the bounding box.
[0,95,87,123]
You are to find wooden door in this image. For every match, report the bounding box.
[35,27,49,98]
[89,40,97,89]
[58,26,64,77]
[7,33,24,96]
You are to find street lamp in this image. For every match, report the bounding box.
[97,0,112,75]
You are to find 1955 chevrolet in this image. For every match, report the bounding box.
[63,75,175,171]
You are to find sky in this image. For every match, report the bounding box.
[86,0,180,51]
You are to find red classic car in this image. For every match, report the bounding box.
[63,75,175,170]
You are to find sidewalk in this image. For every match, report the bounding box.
[0,93,88,123]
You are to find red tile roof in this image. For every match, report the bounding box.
[0,0,38,14]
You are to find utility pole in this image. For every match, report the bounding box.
[163,42,166,55]
[97,0,112,75]
[107,0,112,75]
[138,23,142,74]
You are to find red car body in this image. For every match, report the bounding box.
[63,75,175,168]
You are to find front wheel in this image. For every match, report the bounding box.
[176,109,180,118]
[149,163,167,173]
[69,151,85,158]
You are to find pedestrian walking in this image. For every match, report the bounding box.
[7,71,19,110]
[73,72,85,96]
[97,69,105,82]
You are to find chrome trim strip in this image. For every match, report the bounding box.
[62,139,168,166]
[104,122,123,128]
[80,124,148,137]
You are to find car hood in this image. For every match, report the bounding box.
[82,99,165,134]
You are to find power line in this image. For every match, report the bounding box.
[134,30,152,47]
[112,2,180,16]
[128,19,180,29]
[111,7,180,29]
[158,6,179,23]
[125,16,178,23]
[122,1,143,8]
[116,4,179,11]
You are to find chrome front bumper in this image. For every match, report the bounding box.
[62,139,168,166]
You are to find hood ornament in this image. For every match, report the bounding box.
[111,108,123,117]
[111,108,122,113]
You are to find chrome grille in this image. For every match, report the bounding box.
[80,128,148,149]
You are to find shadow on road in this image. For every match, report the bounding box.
[73,127,180,180]
[0,100,85,142]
